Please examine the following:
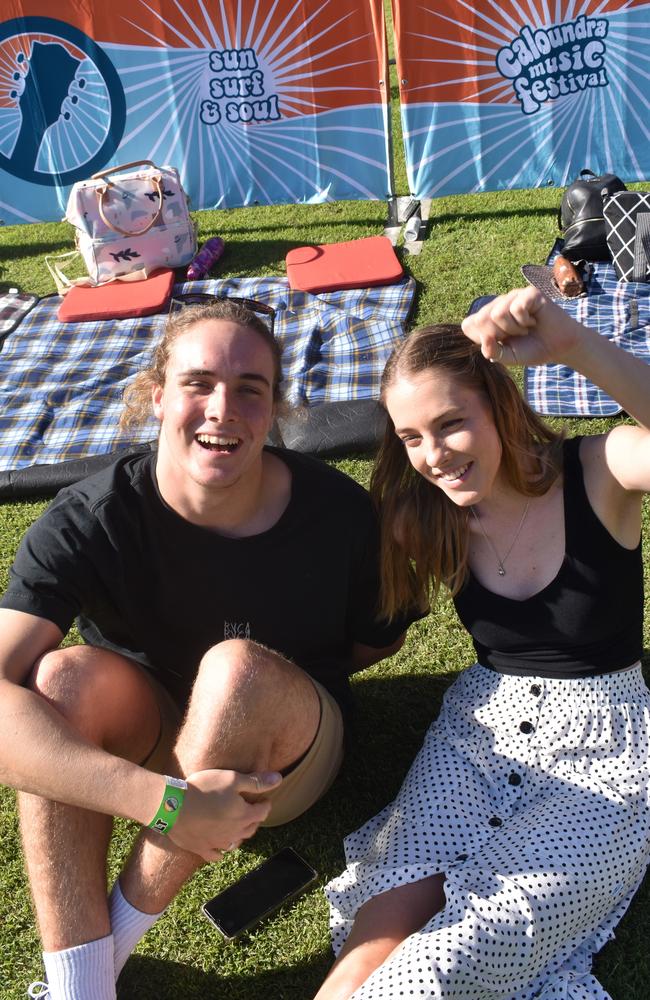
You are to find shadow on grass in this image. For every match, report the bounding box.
[117,668,454,1000]
[0,211,392,263]
[119,952,330,999]
[119,660,650,999]
[430,205,558,226]
[225,666,458,878]
[0,228,404,290]
[203,215,391,237]
[0,239,74,261]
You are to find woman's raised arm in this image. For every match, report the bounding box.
[462,287,650,492]
[462,288,650,426]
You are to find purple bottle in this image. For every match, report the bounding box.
[186,237,225,280]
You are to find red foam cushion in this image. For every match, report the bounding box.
[57,268,175,322]
[286,236,403,293]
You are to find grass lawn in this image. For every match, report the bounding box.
[1,68,649,1000]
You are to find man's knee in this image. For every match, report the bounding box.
[27,645,100,733]
[196,637,261,680]
[181,639,322,773]
[193,638,307,709]
[26,645,160,757]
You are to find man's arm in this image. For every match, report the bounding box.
[0,607,174,821]
[349,634,406,673]
[0,608,277,860]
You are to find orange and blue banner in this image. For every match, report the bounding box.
[0,1,391,224]
[392,0,650,197]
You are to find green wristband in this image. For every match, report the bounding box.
[148,776,188,835]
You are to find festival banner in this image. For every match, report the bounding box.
[392,0,650,198]
[0,0,391,225]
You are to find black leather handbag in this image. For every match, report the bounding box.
[558,169,626,262]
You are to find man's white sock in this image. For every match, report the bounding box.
[42,935,116,1000]
[108,879,165,978]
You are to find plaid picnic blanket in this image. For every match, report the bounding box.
[0,276,415,472]
[524,247,650,417]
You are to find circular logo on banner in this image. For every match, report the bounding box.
[0,16,126,186]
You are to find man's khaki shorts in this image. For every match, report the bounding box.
[142,672,344,827]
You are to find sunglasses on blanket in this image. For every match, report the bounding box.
[169,293,276,336]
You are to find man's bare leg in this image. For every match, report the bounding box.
[313,875,446,1000]
[18,646,162,996]
[120,638,321,913]
[18,645,162,951]
[20,636,321,988]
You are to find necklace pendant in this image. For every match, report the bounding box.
[470,500,530,580]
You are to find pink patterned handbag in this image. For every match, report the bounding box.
[62,159,197,285]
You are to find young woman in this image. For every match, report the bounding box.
[315,286,650,1000]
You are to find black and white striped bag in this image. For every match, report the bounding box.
[603,190,650,282]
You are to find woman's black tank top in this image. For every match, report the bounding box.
[453,436,643,677]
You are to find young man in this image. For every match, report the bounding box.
[0,300,413,1000]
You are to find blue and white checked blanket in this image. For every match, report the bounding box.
[0,276,415,472]
[524,249,650,417]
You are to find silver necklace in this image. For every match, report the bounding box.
[470,500,531,576]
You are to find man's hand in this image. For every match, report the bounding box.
[168,768,282,861]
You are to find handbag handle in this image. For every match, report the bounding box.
[633,213,650,283]
[45,251,150,295]
[45,250,88,295]
[91,159,158,180]
[93,161,165,238]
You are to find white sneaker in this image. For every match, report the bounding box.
[27,984,50,999]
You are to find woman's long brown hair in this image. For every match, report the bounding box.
[371,324,564,620]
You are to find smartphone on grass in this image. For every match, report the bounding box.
[202,847,318,940]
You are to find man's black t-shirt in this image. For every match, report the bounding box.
[2,447,410,710]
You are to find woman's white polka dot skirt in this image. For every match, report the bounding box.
[325,663,650,999]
